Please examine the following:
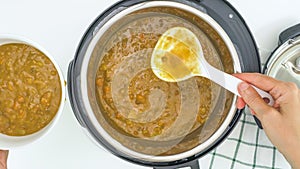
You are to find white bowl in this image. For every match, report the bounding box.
[0,34,65,149]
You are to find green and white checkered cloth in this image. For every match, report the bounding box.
[199,108,291,169]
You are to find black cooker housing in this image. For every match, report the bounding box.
[67,0,261,168]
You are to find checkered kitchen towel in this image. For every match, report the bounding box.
[199,108,291,169]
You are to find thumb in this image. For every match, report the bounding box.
[0,150,8,168]
[238,82,272,119]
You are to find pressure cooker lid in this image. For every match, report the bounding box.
[265,35,300,87]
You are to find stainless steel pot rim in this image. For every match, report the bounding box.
[79,1,241,162]
[266,38,296,71]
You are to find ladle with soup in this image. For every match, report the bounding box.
[151,27,274,105]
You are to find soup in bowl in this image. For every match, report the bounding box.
[0,35,65,149]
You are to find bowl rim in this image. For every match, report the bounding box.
[0,34,66,149]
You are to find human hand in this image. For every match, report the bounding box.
[0,150,8,169]
[235,73,300,169]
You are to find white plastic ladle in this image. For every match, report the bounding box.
[151,27,274,106]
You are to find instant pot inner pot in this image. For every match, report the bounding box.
[86,7,235,159]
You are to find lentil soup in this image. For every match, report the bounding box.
[95,14,223,141]
[84,6,235,155]
[0,43,62,136]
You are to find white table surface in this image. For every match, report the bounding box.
[1,0,299,168]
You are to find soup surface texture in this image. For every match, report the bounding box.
[92,9,234,155]
[95,15,222,140]
[0,43,62,136]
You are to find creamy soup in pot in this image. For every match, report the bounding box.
[90,5,236,156]
[95,15,223,140]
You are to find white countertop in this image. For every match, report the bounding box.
[1,0,299,168]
